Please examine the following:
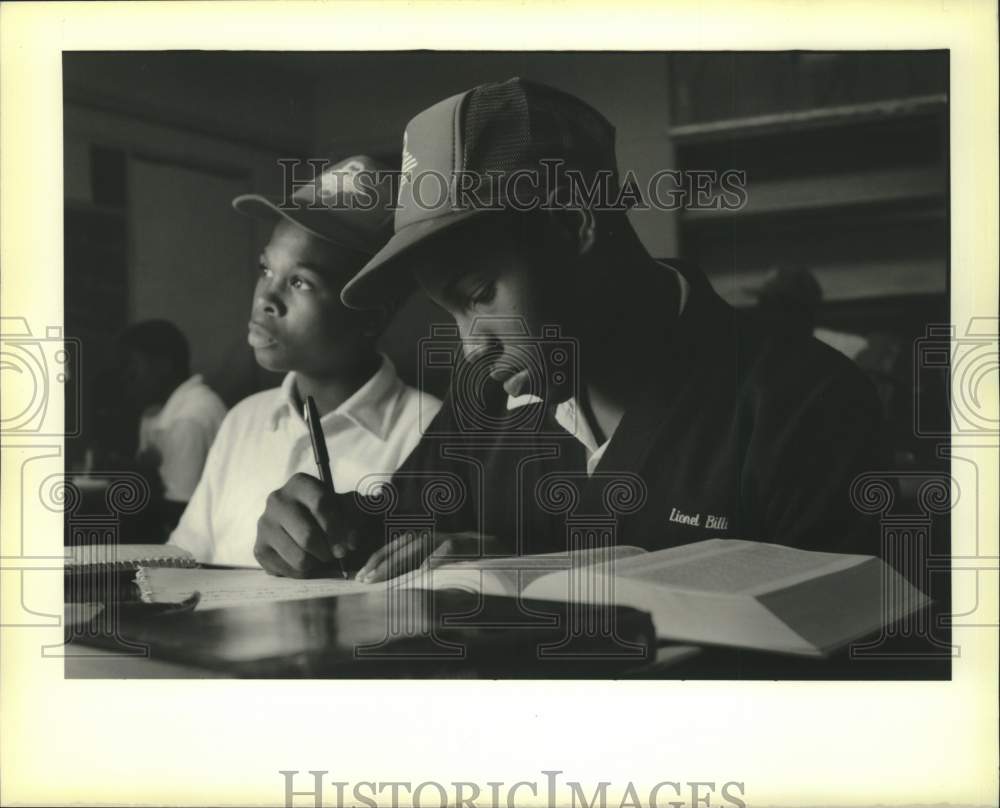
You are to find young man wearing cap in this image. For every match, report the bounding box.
[168,155,441,570]
[254,79,882,582]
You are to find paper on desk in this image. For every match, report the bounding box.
[136,567,390,611]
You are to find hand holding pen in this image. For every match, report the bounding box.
[303,395,351,580]
[253,398,372,579]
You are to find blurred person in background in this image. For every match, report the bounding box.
[749,264,869,359]
[118,319,227,534]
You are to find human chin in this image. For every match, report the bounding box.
[251,343,291,372]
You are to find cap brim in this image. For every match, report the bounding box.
[340,209,484,310]
[232,194,379,258]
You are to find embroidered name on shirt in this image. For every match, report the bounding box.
[669,508,729,530]
[669,507,700,527]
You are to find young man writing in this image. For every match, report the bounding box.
[168,155,441,569]
[254,79,881,581]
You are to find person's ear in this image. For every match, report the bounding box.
[572,207,597,256]
[543,202,597,258]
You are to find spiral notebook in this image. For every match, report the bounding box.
[66,544,198,572]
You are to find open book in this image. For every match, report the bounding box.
[518,539,929,656]
[136,539,928,657]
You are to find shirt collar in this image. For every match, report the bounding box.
[553,397,603,456]
[502,393,599,456]
[268,355,401,440]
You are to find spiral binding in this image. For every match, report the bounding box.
[66,544,198,572]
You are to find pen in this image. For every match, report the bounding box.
[304,395,349,580]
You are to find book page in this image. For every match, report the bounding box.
[423,545,648,595]
[520,539,893,655]
[606,539,864,595]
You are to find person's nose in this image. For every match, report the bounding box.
[254,276,286,317]
[460,332,502,365]
[452,315,485,362]
[459,314,529,362]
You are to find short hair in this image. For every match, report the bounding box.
[118,319,190,375]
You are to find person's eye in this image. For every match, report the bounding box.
[470,281,497,307]
[290,275,315,292]
[258,260,273,279]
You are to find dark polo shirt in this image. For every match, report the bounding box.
[385,260,882,557]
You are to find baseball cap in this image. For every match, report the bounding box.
[340,78,622,309]
[233,154,395,260]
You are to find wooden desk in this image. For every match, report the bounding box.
[64,589,684,678]
[63,584,950,680]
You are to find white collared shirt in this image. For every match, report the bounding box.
[168,356,442,565]
[554,397,610,475]
[138,374,227,502]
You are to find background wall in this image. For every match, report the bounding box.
[64,53,318,434]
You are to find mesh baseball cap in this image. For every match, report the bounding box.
[340,78,622,309]
[233,154,395,260]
